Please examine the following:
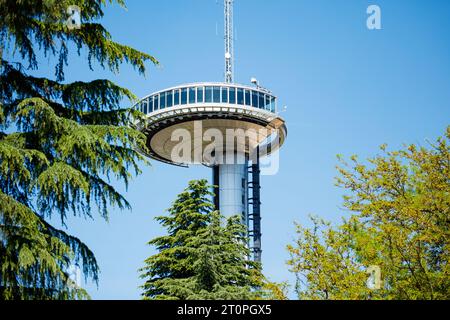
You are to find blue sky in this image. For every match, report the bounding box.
[19,0,450,299]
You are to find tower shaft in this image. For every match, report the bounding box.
[217,164,248,221]
[217,0,262,263]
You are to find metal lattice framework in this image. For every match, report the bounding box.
[224,0,234,83]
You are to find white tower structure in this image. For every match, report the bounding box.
[133,0,287,262]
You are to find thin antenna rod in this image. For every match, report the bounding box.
[224,0,234,83]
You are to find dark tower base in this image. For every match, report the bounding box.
[213,165,220,210]
[248,158,262,263]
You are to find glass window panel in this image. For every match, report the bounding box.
[237,88,244,105]
[270,97,276,112]
[221,87,228,103]
[251,91,258,108]
[148,97,153,113]
[265,95,271,110]
[197,87,204,103]
[174,90,180,106]
[160,92,166,109]
[259,92,265,109]
[154,95,159,110]
[167,91,173,108]
[189,87,196,104]
[213,86,221,103]
[229,87,236,104]
[245,90,251,106]
[205,86,213,103]
[181,88,188,105]
[143,101,148,114]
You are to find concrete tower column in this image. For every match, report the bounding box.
[213,163,248,224]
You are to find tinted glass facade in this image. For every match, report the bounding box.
[174,90,180,106]
[229,87,236,104]
[197,87,204,103]
[181,88,187,105]
[136,84,277,114]
[244,90,251,106]
[167,91,173,108]
[205,86,213,103]
[148,97,153,113]
[213,86,221,103]
[154,95,159,110]
[237,88,244,105]
[160,92,166,109]
[189,88,196,104]
[221,87,228,103]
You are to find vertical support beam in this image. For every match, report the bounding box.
[212,165,220,210]
[251,158,262,263]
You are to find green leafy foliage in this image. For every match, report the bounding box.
[287,127,450,300]
[140,180,264,300]
[0,0,157,299]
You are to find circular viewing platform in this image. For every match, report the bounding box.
[133,82,287,166]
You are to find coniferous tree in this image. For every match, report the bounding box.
[140,180,264,300]
[0,0,157,299]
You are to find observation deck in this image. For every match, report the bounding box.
[133,82,287,166]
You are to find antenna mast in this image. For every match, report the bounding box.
[224,0,234,83]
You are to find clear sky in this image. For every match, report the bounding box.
[26,0,450,299]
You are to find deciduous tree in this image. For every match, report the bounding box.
[287,127,450,300]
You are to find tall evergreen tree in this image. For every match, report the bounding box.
[140,180,263,300]
[0,0,157,299]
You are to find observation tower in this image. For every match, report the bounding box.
[134,0,287,262]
